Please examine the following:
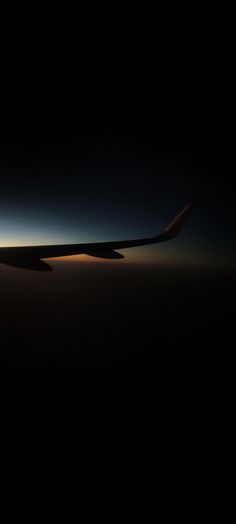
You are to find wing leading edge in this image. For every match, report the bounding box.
[0,203,193,270]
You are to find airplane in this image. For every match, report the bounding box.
[0,203,193,271]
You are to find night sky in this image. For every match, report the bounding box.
[0,91,235,269]
[0,75,235,417]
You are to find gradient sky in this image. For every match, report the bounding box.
[0,97,235,270]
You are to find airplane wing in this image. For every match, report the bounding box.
[0,203,193,270]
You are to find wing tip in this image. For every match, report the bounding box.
[163,202,193,239]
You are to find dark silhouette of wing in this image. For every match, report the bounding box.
[0,203,193,270]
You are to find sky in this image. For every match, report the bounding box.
[0,92,235,270]
[0,18,235,417]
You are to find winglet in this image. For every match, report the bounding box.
[161,203,193,240]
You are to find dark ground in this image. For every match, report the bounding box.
[0,262,234,419]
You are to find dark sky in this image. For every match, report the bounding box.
[0,78,235,269]
[0,21,235,418]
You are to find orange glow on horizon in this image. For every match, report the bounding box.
[47,252,164,265]
[47,253,154,264]
[49,254,106,263]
